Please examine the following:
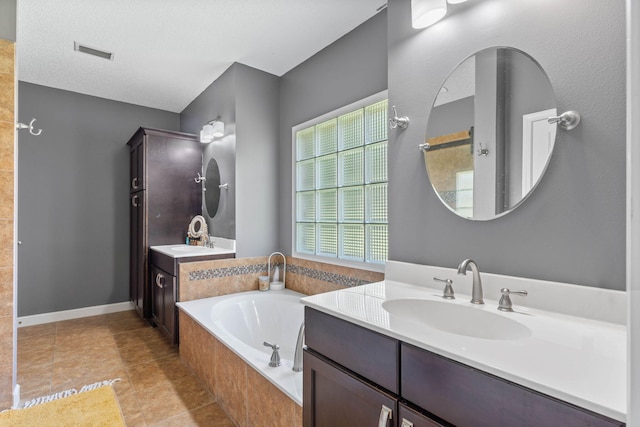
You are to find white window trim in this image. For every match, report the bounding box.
[291,90,388,273]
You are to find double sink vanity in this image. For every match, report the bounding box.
[302,260,626,426]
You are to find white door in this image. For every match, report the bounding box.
[522,108,557,196]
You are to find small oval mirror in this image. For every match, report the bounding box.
[205,158,221,217]
[424,46,557,220]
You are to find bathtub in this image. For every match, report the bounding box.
[176,289,305,405]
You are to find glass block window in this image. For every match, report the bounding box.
[294,97,388,266]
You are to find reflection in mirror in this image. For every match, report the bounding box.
[424,47,557,220]
[205,157,222,217]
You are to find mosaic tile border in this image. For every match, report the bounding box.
[188,262,371,288]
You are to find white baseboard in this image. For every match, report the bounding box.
[17,302,135,327]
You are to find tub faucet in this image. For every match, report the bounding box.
[457,259,484,305]
[292,322,305,372]
[263,341,281,367]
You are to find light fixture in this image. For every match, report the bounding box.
[411,0,447,29]
[447,0,469,3]
[199,119,225,143]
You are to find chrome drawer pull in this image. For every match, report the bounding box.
[132,177,139,190]
[401,419,414,427]
[155,273,164,288]
[378,404,392,427]
[131,195,139,207]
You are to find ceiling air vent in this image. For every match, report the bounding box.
[73,42,114,60]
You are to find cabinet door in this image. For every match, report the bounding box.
[130,142,145,192]
[150,264,176,343]
[303,350,397,427]
[130,191,145,318]
[162,272,176,340]
[398,403,448,427]
[401,343,624,427]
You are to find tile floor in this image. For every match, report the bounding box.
[17,309,235,426]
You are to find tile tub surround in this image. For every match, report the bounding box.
[179,312,302,427]
[179,255,384,302]
[0,37,15,410]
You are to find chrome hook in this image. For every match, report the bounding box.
[16,118,43,136]
[548,110,581,131]
[477,143,489,157]
[194,172,206,183]
[388,105,409,130]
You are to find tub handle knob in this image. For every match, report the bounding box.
[263,341,281,367]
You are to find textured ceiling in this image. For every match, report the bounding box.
[17,0,383,112]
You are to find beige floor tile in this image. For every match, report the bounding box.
[17,362,53,395]
[17,323,56,339]
[105,310,141,324]
[17,348,54,368]
[16,313,233,426]
[119,339,179,366]
[139,377,213,425]
[17,333,55,351]
[108,317,149,334]
[150,402,235,427]
[127,355,192,392]
[113,326,165,349]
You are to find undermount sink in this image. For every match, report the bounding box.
[382,298,532,340]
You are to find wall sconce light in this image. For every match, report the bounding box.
[411,0,447,29]
[200,118,224,143]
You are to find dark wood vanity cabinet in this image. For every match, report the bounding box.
[127,128,202,319]
[304,307,624,427]
[150,263,176,341]
[149,248,235,345]
[304,351,398,427]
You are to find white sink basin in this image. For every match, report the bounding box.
[382,298,532,340]
[150,244,235,258]
[170,246,209,252]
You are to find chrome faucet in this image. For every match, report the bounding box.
[263,341,281,367]
[292,322,305,372]
[457,259,484,305]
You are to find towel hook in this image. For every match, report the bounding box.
[194,172,206,184]
[548,110,581,131]
[388,106,409,130]
[16,118,43,136]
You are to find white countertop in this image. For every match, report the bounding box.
[150,244,235,258]
[301,277,627,422]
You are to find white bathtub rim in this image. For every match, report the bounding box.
[177,289,304,406]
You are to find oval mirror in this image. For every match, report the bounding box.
[424,47,557,220]
[205,157,221,217]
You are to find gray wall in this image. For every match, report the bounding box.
[181,63,280,257]
[388,0,626,289]
[181,65,237,241]
[235,64,280,257]
[278,10,388,252]
[18,82,180,316]
[0,0,16,41]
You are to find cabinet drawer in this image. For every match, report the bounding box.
[150,250,177,275]
[303,350,397,427]
[305,307,399,394]
[401,343,624,427]
[398,403,448,427]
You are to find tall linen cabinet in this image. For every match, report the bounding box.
[128,128,202,319]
